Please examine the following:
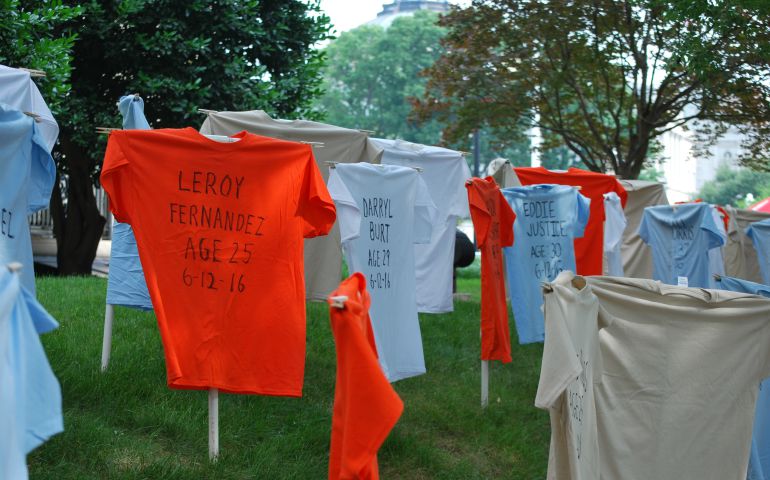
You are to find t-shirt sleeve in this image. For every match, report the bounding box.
[100,133,133,224]
[413,175,437,245]
[26,123,56,214]
[498,190,516,248]
[297,151,337,239]
[574,192,591,239]
[613,179,629,208]
[326,169,361,243]
[638,209,651,245]
[466,182,490,248]
[448,158,473,219]
[700,206,726,249]
[603,194,627,252]
[535,289,581,409]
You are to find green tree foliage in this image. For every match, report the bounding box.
[44,0,331,275]
[319,10,446,145]
[416,0,770,179]
[0,0,82,113]
[697,165,770,207]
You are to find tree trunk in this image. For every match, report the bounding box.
[53,139,106,275]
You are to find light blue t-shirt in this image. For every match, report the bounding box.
[0,104,56,295]
[327,163,436,382]
[747,219,770,286]
[501,184,590,344]
[638,203,724,288]
[714,274,770,480]
[0,267,63,479]
[105,95,153,310]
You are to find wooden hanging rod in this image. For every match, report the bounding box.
[326,161,421,172]
[19,67,46,78]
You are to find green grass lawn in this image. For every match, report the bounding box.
[28,268,549,479]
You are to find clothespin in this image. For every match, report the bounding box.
[326,161,338,169]
[23,111,41,123]
[459,151,471,157]
[358,129,375,135]
[329,295,348,309]
[574,185,582,191]
[301,141,324,148]
[713,274,722,281]
[19,67,46,78]
[6,262,23,273]
[541,282,554,293]
[95,127,120,135]
[198,109,218,115]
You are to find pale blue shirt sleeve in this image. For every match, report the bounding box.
[26,123,56,214]
[118,95,151,130]
[574,192,591,238]
[700,205,726,250]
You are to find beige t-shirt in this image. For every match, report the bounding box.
[200,111,383,300]
[586,276,770,480]
[537,271,604,480]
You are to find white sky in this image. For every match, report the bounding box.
[319,0,470,35]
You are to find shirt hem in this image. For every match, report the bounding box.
[168,380,303,397]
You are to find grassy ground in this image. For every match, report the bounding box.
[28,265,549,479]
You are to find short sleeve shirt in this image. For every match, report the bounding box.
[536,271,603,480]
[466,177,516,363]
[101,128,336,395]
[327,273,403,480]
[638,203,724,288]
[372,138,471,313]
[501,185,590,344]
[514,167,627,275]
[0,105,56,295]
[105,95,153,309]
[327,163,436,382]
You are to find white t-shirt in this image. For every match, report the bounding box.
[327,163,436,382]
[586,276,770,480]
[372,138,471,313]
[603,192,626,277]
[536,271,603,480]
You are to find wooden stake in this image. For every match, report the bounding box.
[209,388,219,461]
[101,304,114,372]
[481,360,489,408]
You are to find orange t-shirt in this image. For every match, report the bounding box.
[514,167,628,275]
[327,273,403,480]
[466,177,515,363]
[100,128,336,396]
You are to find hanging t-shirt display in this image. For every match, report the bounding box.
[638,203,724,288]
[0,105,56,295]
[327,273,403,480]
[583,276,770,479]
[466,177,516,363]
[105,95,153,310]
[536,271,604,480]
[724,207,770,283]
[603,192,626,277]
[0,267,63,480]
[200,110,383,300]
[372,138,471,313]
[501,185,589,344]
[715,274,770,480]
[327,163,436,382]
[747,219,770,285]
[617,180,669,279]
[101,128,336,395]
[514,167,627,276]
